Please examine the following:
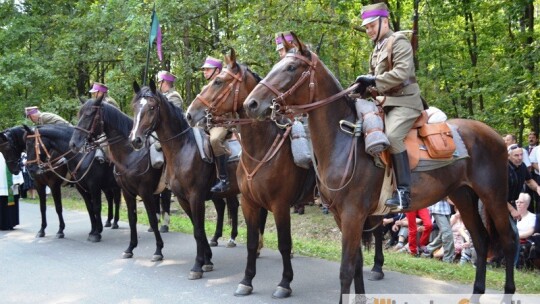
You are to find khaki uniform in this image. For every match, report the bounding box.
[104,96,119,109]
[37,112,70,125]
[370,31,423,153]
[164,90,183,109]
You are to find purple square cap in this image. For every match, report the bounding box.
[275,31,294,51]
[361,3,390,26]
[157,71,176,82]
[89,82,108,93]
[201,56,223,70]
[25,106,39,117]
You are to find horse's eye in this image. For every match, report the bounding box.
[149,106,155,110]
[287,64,296,72]
[213,79,222,86]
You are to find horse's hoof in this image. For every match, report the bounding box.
[147,227,154,232]
[202,264,214,272]
[88,234,101,243]
[151,254,163,262]
[234,284,253,296]
[272,286,292,299]
[104,221,112,228]
[159,225,169,233]
[56,232,65,239]
[226,239,236,248]
[210,240,218,247]
[112,223,119,229]
[256,251,261,258]
[36,232,45,238]
[368,271,384,281]
[122,252,133,259]
[188,271,203,280]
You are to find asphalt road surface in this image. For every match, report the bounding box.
[0,202,515,304]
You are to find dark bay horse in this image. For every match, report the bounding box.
[129,81,241,279]
[244,34,515,302]
[23,124,121,242]
[185,50,385,298]
[0,126,120,239]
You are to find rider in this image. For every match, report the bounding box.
[275,31,294,59]
[157,71,184,109]
[89,82,119,108]
[201,56,230,193]
[355,3,424,211]
[25,106,71,125]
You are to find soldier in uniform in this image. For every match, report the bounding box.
[157,71,183,109]
[355,3,423,211]
[89,82,119,108]
[25,106,70,125]
[201,56,230,193]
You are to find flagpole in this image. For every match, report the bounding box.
[143,5,156,86]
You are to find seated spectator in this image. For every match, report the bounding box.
[390,214,409,251]
[516,193,536,241]
[422,198,454,263]
[383,213,405,249]
[405,208,433,256]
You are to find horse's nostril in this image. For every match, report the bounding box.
[248,99,259,110]
[186,113,192,121]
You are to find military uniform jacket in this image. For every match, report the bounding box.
[165,90,183,109]
[369,31,423,111]
[38,112,70,125]
[104,96,119,109]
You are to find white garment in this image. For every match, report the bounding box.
[0,152,24,196]
[517,211,536,236]
[530,146,540,175]
[521,148,531,168]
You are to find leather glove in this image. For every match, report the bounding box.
[352,75,376,95]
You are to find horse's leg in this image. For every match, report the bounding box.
[369,220,385,281]
[77,188,96,242]
[210,197,225,247]
[226,196,240,247]
[257,208,268,257]
[89,186,103,242]
[235,197,260,296]
[104,189,114,228]
[122,191,139,259]
[35,184,48,238]
[339,210,366,298]
[159,189,171,233]
[187,196,213,280]
[50,184,65,239]
[271,201,294,298]
[141,194,164,262]
[450,188,489,301]
[112,187,121,229]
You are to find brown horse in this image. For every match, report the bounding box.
[129,81,240,280]
[70,97,166,261]
[185,49,386,298]
[243,34,515,302]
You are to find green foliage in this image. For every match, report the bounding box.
[1,0,539,133]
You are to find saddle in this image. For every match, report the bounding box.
[380,110,457,170]
[192,127,241,164]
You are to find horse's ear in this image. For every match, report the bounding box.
[149,79,157,94]
[289,31,309,57]
[133,81,141,94]
[22,124,34,135]
[225,48,237,69]
[79,96,86,104]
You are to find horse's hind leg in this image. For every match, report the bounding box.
[257,208,268,257]
[226,196,239,247]
[210,198,226,247]
[340,211,366,297]
[112,187,121,229]
[104,189,114,228]
[142,194,164,262]
[122,192,139,259]
[272,201,294,298]
[35,184,48,238]
[368,218,385,281]
[50,184,65,239]
[159,189,171,232]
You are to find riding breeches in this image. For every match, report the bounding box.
[384,106,421,154]
[209,127,230,157]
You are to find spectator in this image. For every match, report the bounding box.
[1,152,24,230]
[528,145,540,213]
[390,214,409,251]
[422,198,454,263]
[524,131,538,156]
[404,208,433,256]
[503,134,531,170]
[20,152,36,199]
[383,212,406,248]
[516,193,536,241]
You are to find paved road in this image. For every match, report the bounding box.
[0,202,508,304]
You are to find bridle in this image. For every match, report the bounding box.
[260,51,359,121]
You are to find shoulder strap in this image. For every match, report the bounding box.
[386,34,397,70]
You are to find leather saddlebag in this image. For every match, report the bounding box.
[418,122,455,159]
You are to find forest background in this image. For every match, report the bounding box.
[0,0,539,145]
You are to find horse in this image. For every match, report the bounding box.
[1,126,120,239]
[129,80,242,279]
[185,49,385,298]
[243,33,516,302]
[23,124,121,242]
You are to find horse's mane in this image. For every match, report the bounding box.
[5,126,27,152]
[34,124,74,151]
[93,100,134,138]
[245,66,262,83]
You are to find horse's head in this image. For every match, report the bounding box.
[130,79,165,150]
[0,129,22,175]
[244,31,317,119]
[186,48,260,128]
[69,95,105,153]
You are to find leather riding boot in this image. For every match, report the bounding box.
[211,155,230,193]
[385,151,411,210]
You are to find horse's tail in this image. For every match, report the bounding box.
[362,216,383,252]
[481,199,503,261]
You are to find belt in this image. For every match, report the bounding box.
[385,77,417,94]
